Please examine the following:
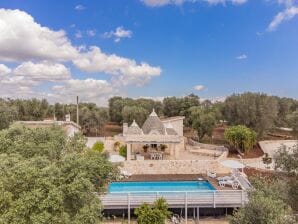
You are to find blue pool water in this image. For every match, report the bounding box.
[108,181,215,193]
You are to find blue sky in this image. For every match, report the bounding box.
[0,0,297,105]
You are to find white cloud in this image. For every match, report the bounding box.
[13,61,71,82]
[75,30,83,38]
[267,6,298,31]
[236,54,247,60]
[193,85,205,91]
[277,0,295,7]
[0,9,162,105]
[141,0,247,7]
[87,29,96,37]
[51,79,115,104]
[75,5,85,10]
[0,9,79,62]
[203,0,247,5]
[0,64,11,75]
[73,46,161,86]
[0,75,37,86]
[103,26,132,42]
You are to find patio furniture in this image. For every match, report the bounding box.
[120,170,132,178]
[217,174,236,181]
[207,170,216,178]
[217,176,232,181]
[218,179,240,189]
[150,152,163,160]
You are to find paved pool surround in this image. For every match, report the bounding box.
[122,160,231,175]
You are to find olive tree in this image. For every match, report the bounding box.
[224,125,256,153]
[190,107,217,140]
[229,177,296,224]
[0,125,119,224]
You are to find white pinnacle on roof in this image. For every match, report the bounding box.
[131,120,139,127]
[126,120,143,135]
[149,108,158,117]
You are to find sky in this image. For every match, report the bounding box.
[0,0,297,105]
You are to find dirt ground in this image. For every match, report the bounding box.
[228,143,264,159]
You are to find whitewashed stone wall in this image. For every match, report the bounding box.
[123,159,231,175]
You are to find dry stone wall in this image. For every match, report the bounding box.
[123,159,231,175]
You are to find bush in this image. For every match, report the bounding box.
[134,198,171,224]
[224,125,256,153]
[119,145,127,158]
[92,141,104,153]
[113,141,121,151]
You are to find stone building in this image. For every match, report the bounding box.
[122,109,185,160]
[15,114,81,137]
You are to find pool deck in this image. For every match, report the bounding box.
[123,174,233,190]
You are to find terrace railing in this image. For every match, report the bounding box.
[100,190,248,209]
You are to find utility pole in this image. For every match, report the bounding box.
[76,96,79,125]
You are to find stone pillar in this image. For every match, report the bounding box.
[127,143,132,161]
[174,144,179,159]
[169,144,174,157]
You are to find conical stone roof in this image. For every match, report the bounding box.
[126,120,143,135]
[142,109,165,135]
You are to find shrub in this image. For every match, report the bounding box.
[224,125,256,153]
[134,198,171,224]
[113,141,121,151]
[119,145,127,158]
[92,141,104,153]
[143,144,149,153]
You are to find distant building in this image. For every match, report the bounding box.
[15,114,81,137]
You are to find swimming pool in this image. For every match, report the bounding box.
[108,181,215,193]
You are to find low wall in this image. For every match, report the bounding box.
[123,160,230,175]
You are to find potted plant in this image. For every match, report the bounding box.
[113,141,121,151]
[262,153,272,169]
[143,144,149,153]
[160,144,167,152]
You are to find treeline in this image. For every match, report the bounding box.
[1,92,297,137]
[0,98,109,133]
[109,92,298,137]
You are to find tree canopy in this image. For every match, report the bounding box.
[229,176,296,224]
[224,125,256,153]
[0,98,109,135]
[0,125,118,224]
[1,92,297,138]
[190,106,218,140]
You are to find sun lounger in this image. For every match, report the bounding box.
[120,170,132,178]
[217,176,232,181]
[218,179,240,189]
[207,170,216,178]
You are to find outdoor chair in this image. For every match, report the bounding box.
[150,153,163,160]
[120,170,132,178]
[218,179,240,189]
[207,170,216,178]
[217,174,236,181]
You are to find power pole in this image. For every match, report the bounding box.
[76,96,79,125]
